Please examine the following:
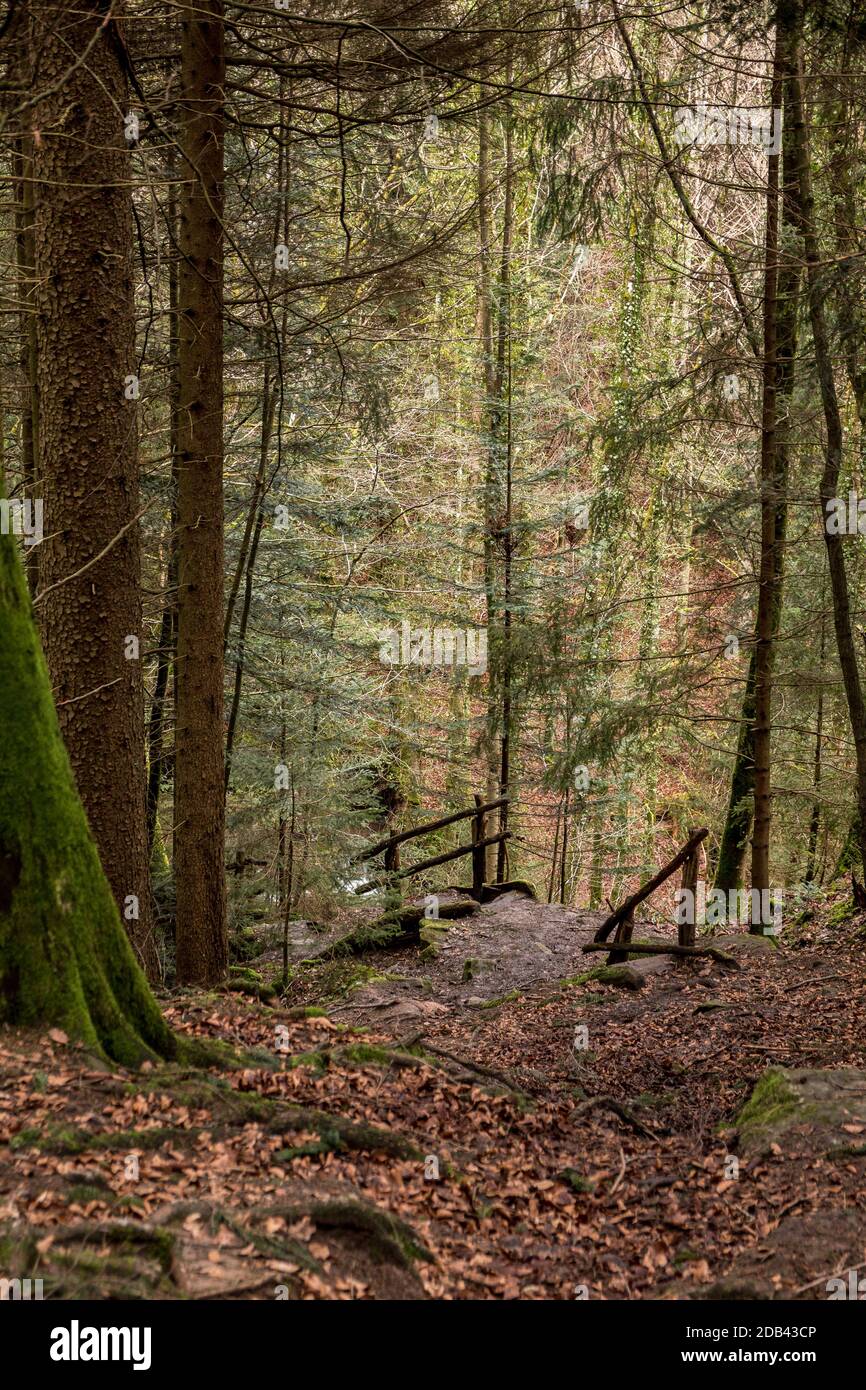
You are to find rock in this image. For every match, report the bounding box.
[630,957,673,978]
[713,931,777,953]
[480,880,537,902]
[673,1209,866,1300]
[589,964,646,990]
[375,998,449,1028]
[737,1066,866,1156]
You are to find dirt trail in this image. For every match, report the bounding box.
[4,889,866,1299]
[279,886,866,1297]
[326,889,607,1031]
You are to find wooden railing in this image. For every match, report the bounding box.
[591,827,709,964]
[350,795,511,899]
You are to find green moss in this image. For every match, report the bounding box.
[63,1183,144,1214]
[557,1167,594,1193]
[175,1035,278,1070]
[13,1122,190,1155]
[673,1246,704,1269]
[829,899,856,926]
[633,1090,675,1110]
[229,965,264,984]
[10,1126,40,1150]
[0,524,174,1066]
[291,1199,433,1268]
[326,920,405,957]
[736,1069,800,1137]
[588,966,633,985]
[479,989,521,1009]
[560,972,595,988]
[339,1043,395,1066]
[285,1040,426,1074]
[227,965,275,1001]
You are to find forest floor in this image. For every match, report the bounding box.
[3,887,866,1300]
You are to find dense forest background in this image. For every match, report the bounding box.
[6,0,866,1317]
[1,0,865,1000]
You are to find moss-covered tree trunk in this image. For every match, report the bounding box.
[0,522,174,1066]
[29,0,157,978]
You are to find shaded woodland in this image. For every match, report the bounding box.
[1,0,866,1329]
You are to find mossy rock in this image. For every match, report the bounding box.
[712,931,777,953]
[736,1067,866,1156]
[480,880,537,902]
[228,926,259,963]
[227,965,275,1001]
[588,964,645,991]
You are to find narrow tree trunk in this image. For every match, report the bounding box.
[477,109,500,881]
[750,31,785,912]
[224,508,264,790]
[715,648,757,893]
[174,0,228,985]
[789,34,866,872]
[29,0,157,977]
[146,163,181,859]
[804,619,824,887]
[717,22,800,897]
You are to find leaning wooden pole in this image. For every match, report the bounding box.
[593,828,709,943]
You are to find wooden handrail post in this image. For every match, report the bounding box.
[472,793,485,901]
[607,907,635,965]
[678,827,700,950]
[593,827,709,943]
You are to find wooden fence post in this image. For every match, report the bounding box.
[607,907,635,965]
[472,793,485,901]
[678,828,699,950]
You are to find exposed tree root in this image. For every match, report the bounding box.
[570,1095,656,1138]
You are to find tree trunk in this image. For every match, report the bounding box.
[717,23,800,897]
[789,32,866,872]
[750,29,785,913]
[477,109,501,882]
[146,163,180,860]
[12,16,39,600]
[0,520,174,1064]
[174,0,228,985]
[29,0,157,978]
[496,122,514,884]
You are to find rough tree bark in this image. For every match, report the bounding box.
[789,24,866,873]
[750,27,785,911]
[477,107,501,882]
[716,15,800,897]
[29,0,157,977]
[146,165,180,860]
[12,9,39,597]
[174,0,228,984]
